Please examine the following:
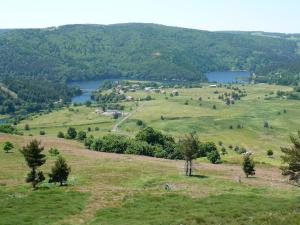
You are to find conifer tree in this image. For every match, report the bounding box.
[20,140,46,189]
[49,156,71,186]
[281,131,300,185]
[242,155,255,178]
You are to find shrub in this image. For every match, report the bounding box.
[67,127,77,139]
[95,127,100,131]
[267,149,274,157]
[0,124,17,134]
[101,134,129,153]
[84,135,94,149]
[125,140,154,156]
[221,147,227,155]
[77,131,87,141]
[91,138,103,151]
[228,144,233,149]
[40,130,46,135]
[87,127,92,132]
[207,150,221,164]
[136,120,144,126]
[48,148,60,156]
[198,142,217,157]
[57,131,64,138]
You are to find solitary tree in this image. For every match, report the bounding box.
[281,131,300,185]
[49,156,71,186]
[20,140,46,189]
[242,155,255,178]
[3,141,14,153]
[179,133,199,176]
[67,127,77,139]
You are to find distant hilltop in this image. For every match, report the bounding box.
[0,23,300,85]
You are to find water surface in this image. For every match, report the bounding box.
[68,79,120,103]
[205,71,250,83]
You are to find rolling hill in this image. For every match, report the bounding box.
[0,23,300,84]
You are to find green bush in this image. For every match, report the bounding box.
[125,140,154,156]
[67,127,77,139]
[77,131,87,141]
[48,148,60,156]
[57,131,64,138]
[207,150,221,164]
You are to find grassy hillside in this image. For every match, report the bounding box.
[0,23,300,84]
[17,83,299,166]
[0,134,300,225]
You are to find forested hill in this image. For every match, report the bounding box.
[0,23,300,84]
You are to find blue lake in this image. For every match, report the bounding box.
[68,79,121,104]
[69,72,250,103]
[205,71,250,83]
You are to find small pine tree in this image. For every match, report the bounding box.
[280,131,300,185]
[242,155,255,178]
[3,141,14,153]
[49,156,71,186]
[20,140,46,189]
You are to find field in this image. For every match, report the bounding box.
[1,134,300,225]
[17,83,299,165]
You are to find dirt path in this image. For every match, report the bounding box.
[111,101,146,132]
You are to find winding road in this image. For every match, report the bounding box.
[112,101,147,132]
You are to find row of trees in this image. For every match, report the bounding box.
[83,127,223,163]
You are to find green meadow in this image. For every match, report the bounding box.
[0,134,300,225]
[17,83,299,165]
[4,82,299,224]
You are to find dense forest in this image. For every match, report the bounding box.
[0,23,300,116]
[0,23,300,84]
[0,77,80,116]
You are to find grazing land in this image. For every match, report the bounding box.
[17,83,299,165]
[0,134,300,225]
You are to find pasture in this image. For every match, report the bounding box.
[0,134,300,225]
[17,83,299,165]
